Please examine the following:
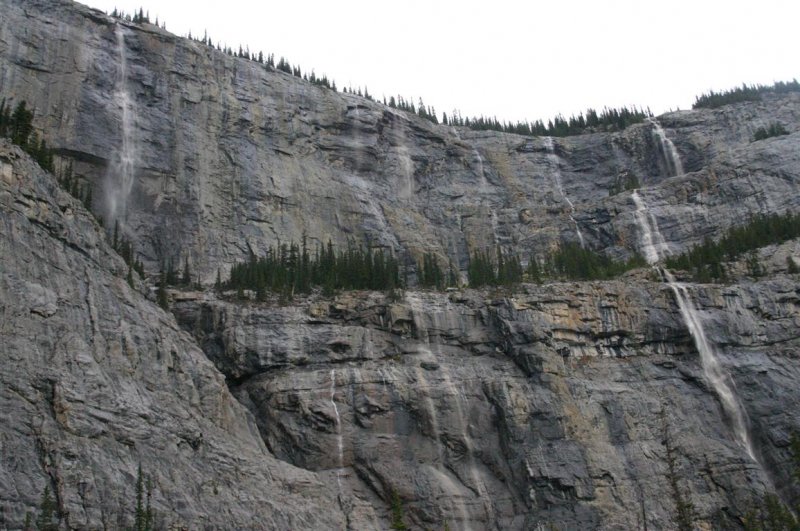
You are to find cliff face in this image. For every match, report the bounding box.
[2,0,799,283]
[171,269,800,530]
[0,140,344,529]
[2,0,800,530]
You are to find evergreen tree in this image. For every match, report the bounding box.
[694,79,800,109]
[526,255,542,284]
[157,271,169,309]
[35,485,58,531]
[132,464,154,531]
[743,433,800,530]
[182,257,191,286]
[753,122,790,141]
[112,220,119,251]
[227,240,401,296]
[665,211,800,281]
[390,490,407,531]
[11,100,34,148]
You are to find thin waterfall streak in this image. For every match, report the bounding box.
[330,369,344,490]
[665,275,756,460]
[544,137,585,247]
[473,149,490,192]
[407,294,473,530]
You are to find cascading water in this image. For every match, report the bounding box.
[667,277,756,461]
[398,145,414,198]
[329,369,345,490]
[631,191,669,264]
[106,24,138,225]
[473,149,490,192]
[648,118,685,177]
[543,137,585,247]
[406,294,475,530]
[631,190,756,460]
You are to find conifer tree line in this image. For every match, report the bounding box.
[742,432,800,530]
[664,211,800,282]
[226,239,401,298]
[443,105,653,138]
[0,98,55,172]
[693,79,800,109]
[110,220,146,287]
[386,96,439,125]
[468,249,524,287]
[0,95,97,210]
[536,243,647,282]
[417,252,458,289]
[155,255,193,309]
[226,239,651,296]
[110,7,161,28]
[468,244,646,287]
[107,8,799,141]
[752,122,789,141]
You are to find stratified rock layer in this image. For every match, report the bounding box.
[1,0,800,529]
[1,0,799,282]
[174,272,800,530]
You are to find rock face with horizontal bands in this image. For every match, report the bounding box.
[1,0,799,282]
[172,272,800,530]
[2,0,800,529]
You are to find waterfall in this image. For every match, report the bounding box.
[398,144,414,198]
[648,118,685,177]
[473,149,490,192]
[631,190,756,460]
[666,277,756,460]
[407,293,475,530]
[329,369,344,490]
[106,25,138,225]
[489,210,500,247]
[544,137,585,247]
[631,191,669,263]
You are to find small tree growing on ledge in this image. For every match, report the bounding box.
[389,489,407,530]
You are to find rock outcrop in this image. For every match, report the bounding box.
[0,140,345,529]
[173,269,800,529]
[1,0,800,529]
[1,0,798,282]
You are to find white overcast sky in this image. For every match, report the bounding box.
[80,0,798,123]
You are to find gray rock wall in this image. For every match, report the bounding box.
[1,0,798,283]
[1,1,800,529]
[173,273,800,530]
[0,141,345,529]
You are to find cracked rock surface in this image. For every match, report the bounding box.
[1,0,800,529]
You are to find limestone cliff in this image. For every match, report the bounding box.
[1,0,798,283]
[0,140,347,528]
[171,269,800,529]
[1,0,800,530]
